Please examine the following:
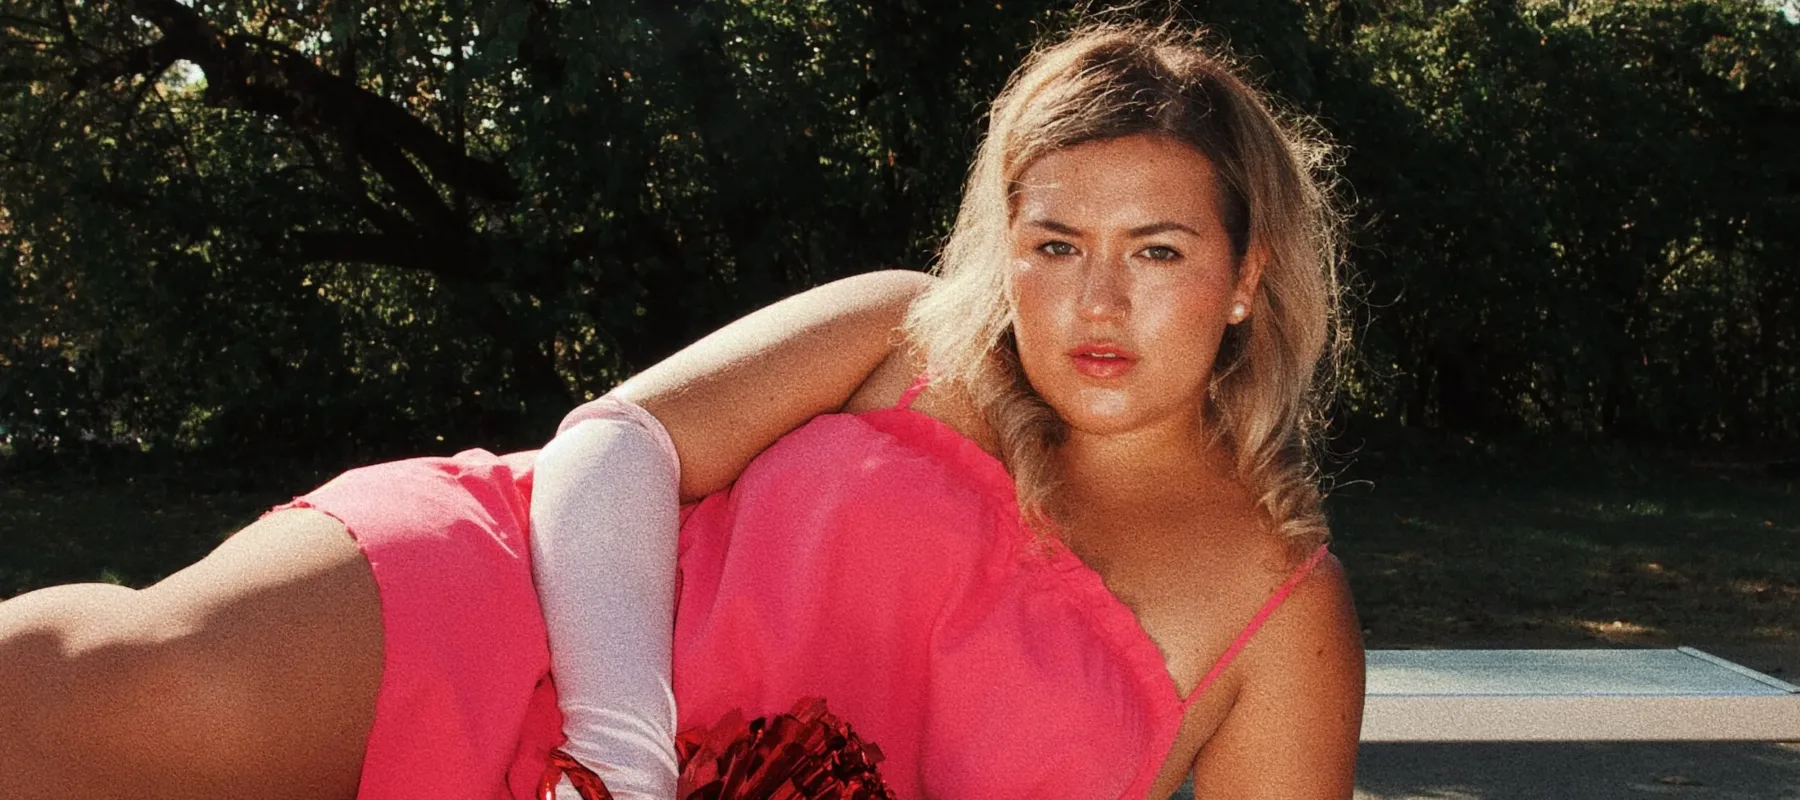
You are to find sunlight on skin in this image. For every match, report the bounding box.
[1003,135,1260,445]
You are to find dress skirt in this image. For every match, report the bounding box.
[272,448,563,800]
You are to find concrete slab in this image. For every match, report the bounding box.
[1363,648,1800,742]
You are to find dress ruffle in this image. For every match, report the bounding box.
[856,408,1189,795]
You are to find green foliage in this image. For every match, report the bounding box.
[0,0,1795,467]
[1322,0,1800,439]
[1329,426,1799,649]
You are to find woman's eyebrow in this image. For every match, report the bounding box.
[1127,221,1201,238]
[1020,219,1201,238]
[1022,218,1082,236]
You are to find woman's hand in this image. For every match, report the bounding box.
[610,269,930,502]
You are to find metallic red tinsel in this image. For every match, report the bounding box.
[676,697,897,800]
[540,697,896,800]
[539,748,616,800]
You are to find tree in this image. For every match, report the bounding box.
[2,0,1795,466]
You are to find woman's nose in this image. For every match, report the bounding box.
[1076,257,1130,321]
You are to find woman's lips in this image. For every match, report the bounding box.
[1068,343,1137,379]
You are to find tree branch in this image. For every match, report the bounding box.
[517,0,566,89]
[353,134,466,235]
[149,85,199,176]
[67,38,178,92]
[53,0,78,46]
[0,14,57,32]
[118,56,174,133]
[291,130,410,236]
[126,0,517,207]
[293,230,487,281]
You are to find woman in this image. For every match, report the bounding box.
[0,21,1359,800]
[540,23,1360,799]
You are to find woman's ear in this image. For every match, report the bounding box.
[1231,245,1269,323]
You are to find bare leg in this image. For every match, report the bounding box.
[0,508,381,800]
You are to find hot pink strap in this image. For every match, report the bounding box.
[896,374,931,410]
[1182,545,1330,707]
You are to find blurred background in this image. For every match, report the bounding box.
[1,1,1796,793]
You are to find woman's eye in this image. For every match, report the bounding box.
[1141,245,1182,262]
[1038,241,1077,257]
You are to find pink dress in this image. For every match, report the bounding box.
[283,381,1326,799]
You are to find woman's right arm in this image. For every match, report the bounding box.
[604,268,929,501]
[0,270,929,800]
[532,269,929,798]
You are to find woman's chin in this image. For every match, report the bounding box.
[1044,388,1206,442]
[1049,401,1155,438]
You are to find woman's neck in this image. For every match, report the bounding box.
[1055,412,1227,510]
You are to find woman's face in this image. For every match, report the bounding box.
[1006,134,1261,439]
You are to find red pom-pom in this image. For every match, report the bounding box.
[541,697,895,800]
[540,748,617,800]
[676,697,897,800]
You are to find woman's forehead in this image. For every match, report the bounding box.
[1011,135,1221,228]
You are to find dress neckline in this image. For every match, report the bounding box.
[856,405,1195,706]
[852,396,1332,796]
[856,403,1204,796]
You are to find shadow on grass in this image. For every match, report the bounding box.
[0,475,290,597]
[1353,742,1800,800]
[6,428,1796,673]
[1170,743,1800,800]
[1325,429,1799,676]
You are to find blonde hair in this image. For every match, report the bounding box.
[904,21,1344,556]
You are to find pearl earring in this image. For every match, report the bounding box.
[1229,301,1248,323]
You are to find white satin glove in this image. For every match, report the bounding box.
[530,396,681,800]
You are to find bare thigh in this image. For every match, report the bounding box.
[0,508,382,800]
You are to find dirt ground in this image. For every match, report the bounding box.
[1353,741,1800,800]
[1169,740,1800,799]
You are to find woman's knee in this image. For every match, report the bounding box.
[0,509,382,799]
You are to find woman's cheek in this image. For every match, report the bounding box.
[1009,284,1073,401]
[1008,266,1061,346]
[1139,282,1230,390]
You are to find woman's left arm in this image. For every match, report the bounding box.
[1188,554,1366,799]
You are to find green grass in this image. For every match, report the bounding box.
[3,437,1795,677]
[1327,432,1800,678]
[0,473,290,598]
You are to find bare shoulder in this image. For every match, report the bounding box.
[612,269,934,500]
[840,305,1000,455]
[841,334,929,414]
[1234,540,1361,695]
[1260,547,1357,643]
[1188,541,1364,798]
